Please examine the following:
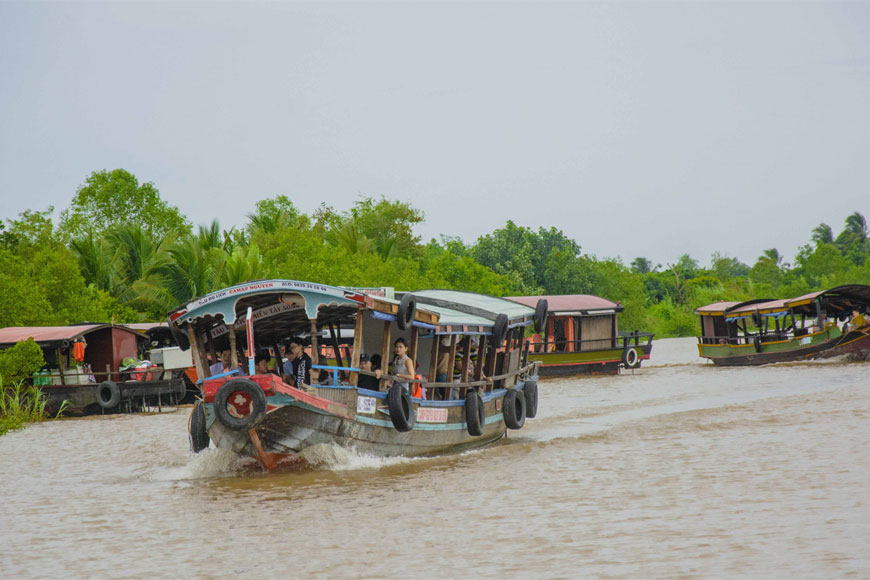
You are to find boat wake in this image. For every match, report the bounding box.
[297,443,415,471]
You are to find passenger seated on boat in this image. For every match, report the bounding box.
[254,353,279,376]
[390,337,416,394]
[848,310,867,331]
[356,353,382,390]
[209,350,235,376]
[287,337,312,387]
[435,336,452,384]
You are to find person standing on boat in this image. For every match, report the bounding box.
[287,337,312,387]
[390,337,416,393]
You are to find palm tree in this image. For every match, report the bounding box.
[811,223,833,245]
[844,212,868,242]
[761,248,783,267]
[69,232,119,293]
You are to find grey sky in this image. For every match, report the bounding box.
[1,1,868,269]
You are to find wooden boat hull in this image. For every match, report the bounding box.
[698,328,870,366]
[529,344,653,377]
[40,378,186,414]
[201,379,528,464]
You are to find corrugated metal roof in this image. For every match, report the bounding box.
[410,289,534,321]
[727,299,789,315]
[0,324,138,346]
[508,294,619,313]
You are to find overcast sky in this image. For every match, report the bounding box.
[1,1,868,268]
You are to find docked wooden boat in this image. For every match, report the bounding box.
[0,324,187,414]
[696,284,870,366]
[507,295,654,376]
[170,280,543,470]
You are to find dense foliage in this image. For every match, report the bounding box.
[2,169,868,338]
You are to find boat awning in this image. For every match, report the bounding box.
[0,324,142,348]
[695,301,741,316]
[409,289,536,332]
[724,299,790,321]
[785,284,870,312]
[507,294,623,315]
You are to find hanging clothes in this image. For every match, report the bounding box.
[72,340,86,363]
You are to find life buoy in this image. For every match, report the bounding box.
[523,379,538,418]
[503,389,526,430]
[95,380,121,409]
[465,390,485,436]
[188,401,210,453]
[622,347,640,369]
[490,313,509,348]
[397,294,416,331]
[387,384,415,432]
[534,299,548,333]
[213,379,267,431]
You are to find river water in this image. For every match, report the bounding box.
[1,337,867,578]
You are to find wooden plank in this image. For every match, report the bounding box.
[349,308,363,386]
[187,324,207,381]
[409,326,419,367]
[459,335,471,383]
[228,328,239,372]
[380,320,391,391]
[309,319,320,383]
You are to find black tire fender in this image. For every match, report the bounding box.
[96,380,121,409]
[397,294,416,331]
[534,299,548,333]
[387,384,415,432]
[503,388,526,430]
[189,401,210,453]
[490,313,509,348]
[465,390,485,436]
[169,322,191,351]
[523,379,538,419]
[622,347,640,369]
[213,379,267,432]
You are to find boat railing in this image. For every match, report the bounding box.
[698,325,836,346]
[528,331,653,353]
[28,365,181,387]
[314,360,539,400]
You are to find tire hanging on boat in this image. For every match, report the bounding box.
[523,379,538,418]
[465,390,485,436]
[490,313,509,348]
[188,400,210,453]
[534,299,548,333]
[622,347,640,369]
[387,384,416,432]
[503,389,526,430]
[397,294,416,331]
[95,380,121,409]
[213,379,267,431]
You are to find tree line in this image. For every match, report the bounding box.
[1,168,868,338]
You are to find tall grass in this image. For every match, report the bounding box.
[0,379,68,436]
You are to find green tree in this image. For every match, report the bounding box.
[811,223,833,246]
[59,169,190,241]
[0,339,45,384]
[630,257,657,274]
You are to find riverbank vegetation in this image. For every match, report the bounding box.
[2,169,868,341]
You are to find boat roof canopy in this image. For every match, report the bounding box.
[408,289,536,330]
[696,285,870,319]
[0,324,143,348]
[508,294,622,315]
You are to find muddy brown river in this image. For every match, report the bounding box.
[1,338,867,578]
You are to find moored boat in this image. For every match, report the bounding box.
[696,284,870,365]
[170,280,543,470]
[507,295,654,376]
[0,324,187,414]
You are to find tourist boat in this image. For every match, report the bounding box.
[695,284,870,366]
[507,295,654,376]
[170,280,544,470]
[0,324,187,414]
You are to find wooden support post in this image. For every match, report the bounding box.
[428,334,439,383]
[309,319,320,383]
[350,309,364,386]
[459,335,471,383]
[409,326,419,367]
[501,328,513,387]
[380,320,391,391]
[56,350,66,385]
[447,335,458,398]
[473,339,485,381]
[187,324,207,381]
[228,328,239,371]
